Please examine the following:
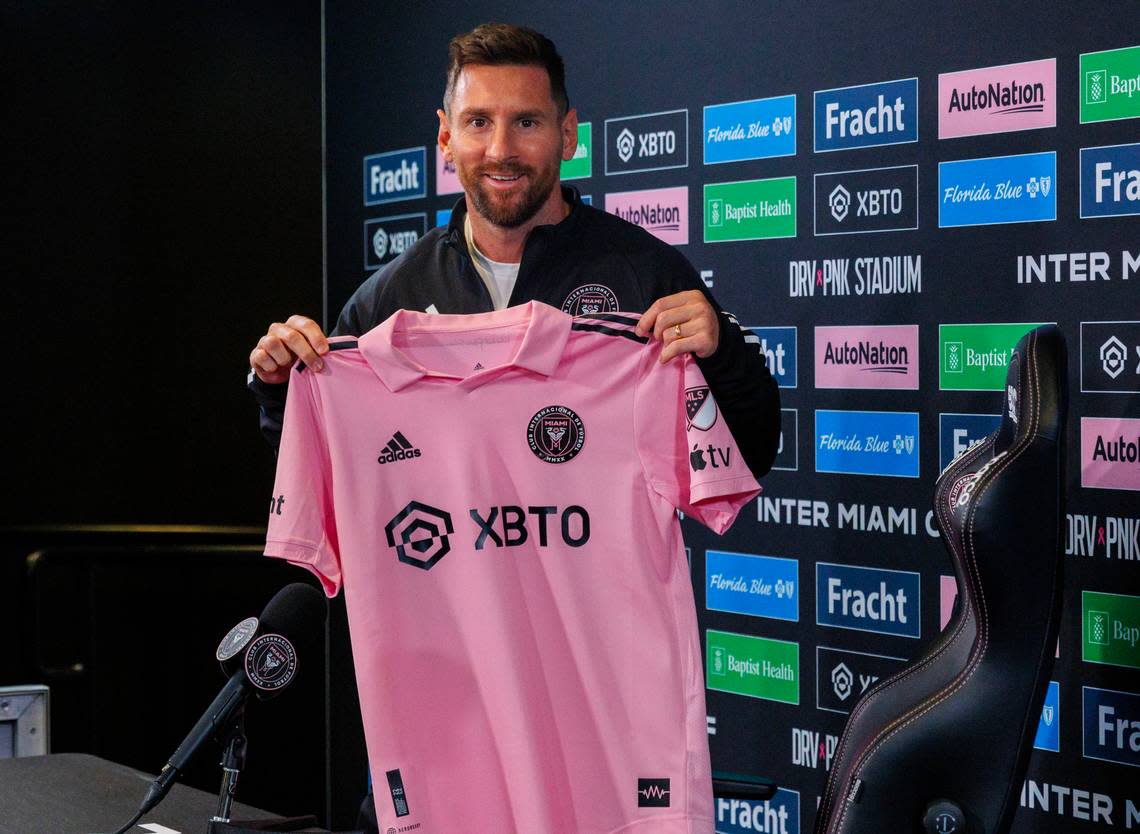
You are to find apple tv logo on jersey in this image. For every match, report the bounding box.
[691,444,733,471]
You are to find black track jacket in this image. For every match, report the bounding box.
[250,187,780,477]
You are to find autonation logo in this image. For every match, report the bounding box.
[605,186,688,245]
[816,562,921,638]
[814,77,917,152]
[1081,418,1140,493]
[939,151,1056,227]
[814,324,919,390]
[939,58,1056,138]
[815,409,919,478]
[363,147,426,205]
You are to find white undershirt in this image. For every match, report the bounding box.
[465,215,520,310]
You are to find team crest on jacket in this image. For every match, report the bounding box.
[528,405,585,463]
[685,386,718,431]
[562,284,619,316]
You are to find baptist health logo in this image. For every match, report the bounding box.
[939,322,1046,391]
[363,147,426,206]
[707,629,799,705]
[1083,591,1140,670]
[705,178,796,242]
[939,152,1056,227]
[1081,44,1140,123]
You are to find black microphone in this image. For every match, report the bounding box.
[134,583,326,819]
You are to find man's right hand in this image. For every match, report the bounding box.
[249,315,330,385]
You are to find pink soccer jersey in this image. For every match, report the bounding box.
[265,301,759,834]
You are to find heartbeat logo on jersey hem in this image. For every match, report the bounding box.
[685,386,719,431]
[528,405,585,463]
[562,283,619,316]
[637,778,671,807]
[377,430,422,464]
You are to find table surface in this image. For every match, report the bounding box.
[0,753,327,834]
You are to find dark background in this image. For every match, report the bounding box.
[4,1,1137,832]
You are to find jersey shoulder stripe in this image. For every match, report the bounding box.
[570,321,649,344]
[297,340,359,373]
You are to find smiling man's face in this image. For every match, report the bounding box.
[438,63,577,229]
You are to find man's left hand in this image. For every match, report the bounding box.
[634,290,720,362]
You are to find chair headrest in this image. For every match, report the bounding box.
[992,324,1067,456]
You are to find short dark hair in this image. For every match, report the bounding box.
[443,23,569,117]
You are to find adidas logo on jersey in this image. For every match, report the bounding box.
[377,431,422,464]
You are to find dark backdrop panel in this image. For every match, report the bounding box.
[324,3,1139,833]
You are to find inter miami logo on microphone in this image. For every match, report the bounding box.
[684,386,719,431]
[244,633,298,691]
[562,283,619,315]
[528,405,585,464]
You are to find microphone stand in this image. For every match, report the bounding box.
[212,707,248,824]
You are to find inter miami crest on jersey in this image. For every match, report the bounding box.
[562,284,619,316]
[684,386,719,431]
[527,405,585,464]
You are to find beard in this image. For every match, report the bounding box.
[459,156,561,229]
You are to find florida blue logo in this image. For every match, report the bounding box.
[706,551,798,622]
[1081,142,1140,219]
[816,562,921,638]
[750,326,797,388]
[814,78,917,152]
[938,151,1056,227]
[939,413,1001,472]
[1034,681,1060,752]
[704,94,796,164]
[363,147,426,205]
[815,410,920,478]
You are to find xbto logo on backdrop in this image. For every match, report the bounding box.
[1081,142,1140,219]
[816,646,906,714]
[703,94,796,164]
[1081,321,1140,393]
[816,562,921,638]
[1080,43,1140,124]
[939,151,1056,227]
[604,109,688,175]
[813,166,918,236]
[363,147,426,205]
[363,214,426,270]
[814,77,917,152]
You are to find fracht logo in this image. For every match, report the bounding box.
[704,95,796,164]
[1080,142,1140,219]
[814,410,920,478]
[816,562,921,638]
[814,77,917,152]
[1080,44,1140,123]
[1082,686,1140,767]
[750,326,797,388]
[939,413,1001,472]
[938,58,1056,138]
[363,147,426,205]
[939,152,1056,227]
[715,788,801,834]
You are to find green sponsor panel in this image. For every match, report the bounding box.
[704,177,796,242]
[706,629,799,704]
[560,122,592,180]
[939,322,1047,391]
[1083,590,1140,669]
[1080,45,1140,123]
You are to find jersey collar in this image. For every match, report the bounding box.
[359,301,573,392]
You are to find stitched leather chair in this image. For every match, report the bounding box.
[813,325,1068,834]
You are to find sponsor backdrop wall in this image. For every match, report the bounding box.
[325,3,1137,831]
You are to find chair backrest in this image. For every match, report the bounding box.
[813,324,1068,834]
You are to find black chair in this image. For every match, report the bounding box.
[813,325,1068,834]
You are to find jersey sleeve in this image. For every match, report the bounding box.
[635,347,761,533]
[263,366,342,596]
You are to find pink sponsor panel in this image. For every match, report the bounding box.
[435,146,463,195]
[938,58,1056,139]
[605,186,689,245]
[940,575,957,631]
[814,324,919,390]
[1081,417,1140,492]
